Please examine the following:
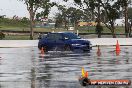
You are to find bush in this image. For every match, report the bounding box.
[0,32,5,39]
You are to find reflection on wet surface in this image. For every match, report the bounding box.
[0,46,132,88]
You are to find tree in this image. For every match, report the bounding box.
[128,7,132,19]
[66,7,84,30]
[55,13,64,28]
[95,2,102,38]
[0,32,5,40]
[57,5,68,29]
[73,0,120,38]
[95,23,103,38]
[76,0,103,37]
[117,0,132,37]
[128,7,132,36]
[101,1,120,38]
[20,17,30,27]
[83,9,94,22]
[19,0,55,39]
[56,5,85,30]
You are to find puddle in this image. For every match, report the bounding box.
[0,46,132,88]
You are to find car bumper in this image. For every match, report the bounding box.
[71,44,92,50]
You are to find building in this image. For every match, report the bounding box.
[114,18,130,26]
[78,21,97,26]
[114,19,125,26]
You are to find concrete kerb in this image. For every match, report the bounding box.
[87,38,132,47]
[0,40,38,48]
[0,38,132,48]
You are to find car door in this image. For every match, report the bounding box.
[54,33,65,49]
[46,33,56,49]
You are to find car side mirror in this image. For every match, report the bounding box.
[38,36,42,39]
[38,37,41,39]
[38,34,42,39]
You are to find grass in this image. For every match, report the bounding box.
[3,35,30,40]
[0,25,125,33]
[77,26,125,34]
[0,25,126,40]
[0,26,30,31]
[3,35,39,40]
[33,26,126,34]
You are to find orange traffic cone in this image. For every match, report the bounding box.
[81,67,85,77]
[79,68,90,86]
[97,45,101,56]
[116,50,120,56]
[116,40,120,51]
[85,71,88,78]
[81,67,89,78]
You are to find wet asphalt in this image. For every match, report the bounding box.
[0,46,132,88]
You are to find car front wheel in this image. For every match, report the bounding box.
[40,45,48,52]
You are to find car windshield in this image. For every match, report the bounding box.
[63,33,81,39]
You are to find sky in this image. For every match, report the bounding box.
[0,0,75,18]
[0,0,28,18]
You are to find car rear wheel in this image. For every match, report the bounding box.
[38,45,42,50]
[64,45,72,51]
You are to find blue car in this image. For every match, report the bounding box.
[38,32,92,52]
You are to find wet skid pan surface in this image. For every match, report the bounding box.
[0,46,132,88]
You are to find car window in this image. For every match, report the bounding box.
[54,34,63,40]
[46,33,63,40]
[46,34,55,40]
[63,33,81,39]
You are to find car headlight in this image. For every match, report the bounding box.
[90,44,92,47]
[89,42,92,47]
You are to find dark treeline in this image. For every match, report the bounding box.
[55,0,132,38]
[1,0,132,39]
[0,16,30,27]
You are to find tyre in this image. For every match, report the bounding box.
[38,45,42,50]
[39,45,48,52]
[64,45,72,51]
